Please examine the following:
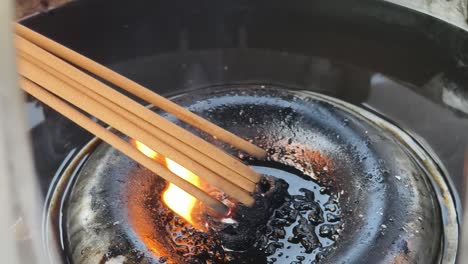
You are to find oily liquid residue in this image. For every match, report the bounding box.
[252,166,342,264]
[149,163,342,264]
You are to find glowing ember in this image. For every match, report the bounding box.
[133,140,201,224]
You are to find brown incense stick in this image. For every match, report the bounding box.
[17,55,255,206]
[15,35,262,184]
[19,50,256,193]
[19,77,230,215]
[16,22,267,159]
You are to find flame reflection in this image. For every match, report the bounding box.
[133,140,201,224]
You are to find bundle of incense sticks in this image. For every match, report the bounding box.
[15,23,267,215]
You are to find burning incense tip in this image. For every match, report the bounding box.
[133,140,205,225]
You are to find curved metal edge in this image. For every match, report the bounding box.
[460,149,468,263]
[296,90,459,264]
[42,137,101,263]
[360,101,463,225]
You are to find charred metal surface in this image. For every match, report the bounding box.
[208,176,289,251]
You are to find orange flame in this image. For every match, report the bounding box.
[133,140,201,224]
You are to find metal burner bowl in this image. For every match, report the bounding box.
[44,86,457,263]
[13,0,468,263]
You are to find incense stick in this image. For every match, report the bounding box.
[15,35,262,185]
[19,77,230,215]
[17,54,255,206]
[16,23,267,159]
[15,24,269,211]
[19,49,256,193]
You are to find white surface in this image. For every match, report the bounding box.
[387,0,468,30]
[0,1,48,263]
